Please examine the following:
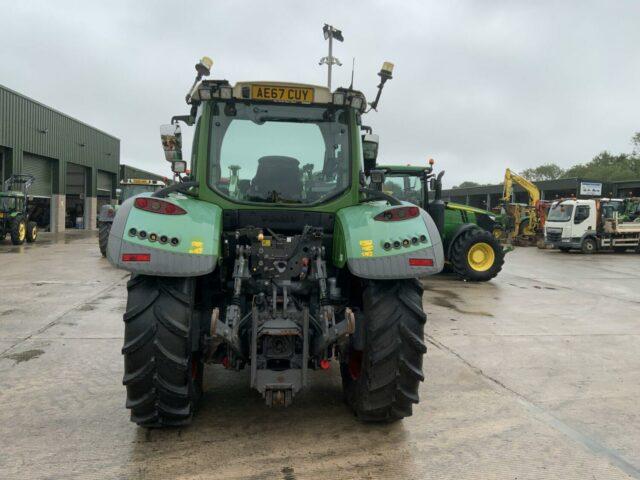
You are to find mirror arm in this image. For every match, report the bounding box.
[171,114,195,126]
[359,188,402,206]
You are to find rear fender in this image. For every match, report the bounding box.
[333,201,444,279]
[445,223,480,258]
[106,193,221,276]
[97,204,117,223]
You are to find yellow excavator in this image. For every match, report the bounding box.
[498,168,550,246]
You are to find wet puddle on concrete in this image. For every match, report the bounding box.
[2,349,45,364]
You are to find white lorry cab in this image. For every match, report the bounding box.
[545,198,640,253]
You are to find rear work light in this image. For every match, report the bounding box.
[374,206,420,222]
[409,258,433,267]
[134,197,186,215]
[122,253,151,262]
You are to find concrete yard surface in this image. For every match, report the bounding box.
[1,233,639,479]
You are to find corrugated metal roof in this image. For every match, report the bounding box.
[0,83,119,141]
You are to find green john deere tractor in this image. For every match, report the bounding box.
[97,179,166,256]
[374,163,505,281]
[107,57,445,427]
[0,174,38,245]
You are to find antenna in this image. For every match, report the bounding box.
[349,57,355,90]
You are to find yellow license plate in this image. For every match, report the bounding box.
[251,85,314,104]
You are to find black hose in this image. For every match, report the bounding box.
[359,188,402,206]
[152,181,199,198]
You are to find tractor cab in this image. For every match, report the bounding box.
[182,81,370,212]
[0,174,38,245]
[118,178,166,201]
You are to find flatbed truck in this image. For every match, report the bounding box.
[545,198,640,253]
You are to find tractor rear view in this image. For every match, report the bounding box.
[107,57,444,427]
[375,162,505,281]
[0,174,38,245]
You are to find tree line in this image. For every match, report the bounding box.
[453,132,640,188]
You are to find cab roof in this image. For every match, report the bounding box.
[191,80,366,111]
[379,164,430,175]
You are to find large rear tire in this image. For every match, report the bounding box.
[98,222,111,257]
[450,228,505,282]
[341,279,427,422]
[122,275,202,427]
[10,218,26,245]
[26,221,37,243]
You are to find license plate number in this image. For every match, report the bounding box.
[251,85,314,104]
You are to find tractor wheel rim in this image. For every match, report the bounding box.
[19,223,26,241]
[32,226,37,239]
[467,242,495,272]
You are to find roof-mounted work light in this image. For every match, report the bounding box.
[186,56,213,104]
[369,61,394,111]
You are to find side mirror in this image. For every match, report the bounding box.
[172,160,187,174]
[362,133,379,174]
[160,124,183,162]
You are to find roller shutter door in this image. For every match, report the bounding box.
[66,163,86,195]
[97,170,113,196]
[22,154,53,197]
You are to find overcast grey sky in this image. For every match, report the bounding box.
[2,0,639,187]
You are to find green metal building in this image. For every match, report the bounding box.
[1,84,120,232]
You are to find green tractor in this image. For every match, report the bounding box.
[0,174,38,245]
[98,179,166,256]
[374,163,505,281]
[107,57,445,426]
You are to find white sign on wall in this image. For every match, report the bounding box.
[579,181,602,196]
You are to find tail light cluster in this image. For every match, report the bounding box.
[383,234,428,251]
[128,228,179,246]
[134,197,186,215]
[374,206,420,222]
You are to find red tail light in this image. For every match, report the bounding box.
[409,258,433,267]
[134,197,186,215]
[374,206,420,221]
[122,253,151,262]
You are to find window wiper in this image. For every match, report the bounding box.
[254,116,322,124]
[245,194,302,204]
